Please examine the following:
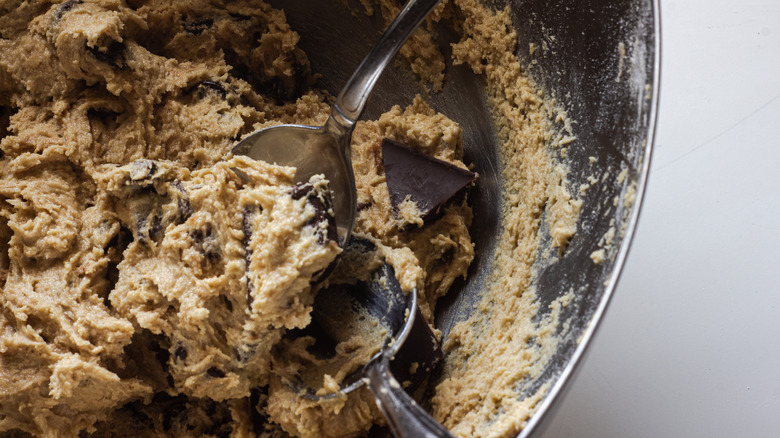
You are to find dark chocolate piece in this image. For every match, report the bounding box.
[171,180,193,223]
[290,181,337,245]
[149,215,163,242]
[388,306,443,394]
[241,206,256,307]
[190,223,221,263]
[127,160,158,184]
[191,80,228,100]
[381,138,476,221]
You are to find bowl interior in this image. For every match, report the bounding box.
[270,0,658,434]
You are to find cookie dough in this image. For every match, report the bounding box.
[1,0,578,437]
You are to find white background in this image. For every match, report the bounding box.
[539,0,780,437]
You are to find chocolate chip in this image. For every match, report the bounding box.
[357,200,373,211]
[190,224,221,263]
[149,215,163,242]
[381,138,476,223]
[128,160,158,184]
[290,181,337,245]
[242,206,256,307]
[135,215,147,244]
[53,0,82,21]
[189,80,228,100]
[207,367,225,378]
[171,180,193,223]
[290,181,313,200]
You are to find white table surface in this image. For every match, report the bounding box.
[538,0,780,437]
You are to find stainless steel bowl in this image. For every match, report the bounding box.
[271,0,660,435]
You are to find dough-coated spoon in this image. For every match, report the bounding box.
[231,0,442,246]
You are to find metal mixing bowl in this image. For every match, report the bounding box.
[270,0,660,435]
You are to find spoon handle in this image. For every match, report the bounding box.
[333,0,441,124]
[365,355,455,438]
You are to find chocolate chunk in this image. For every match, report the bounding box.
[53,0,82,21]
[135,210,164,246]
[290,181,313,200]
[128,160,158,184]
[242,206,256,307]
[234,344,258,364]
[149,215,163,242]
[135,215,147,243]
[290,181,337,245]
[189,80,228,100]
[190,224,222,264]
[381,138,476,221]
[171,180,193,223]
[179,198,193,223]
[389,307,443,394]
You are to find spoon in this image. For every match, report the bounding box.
[230,0,442,246]
[303,261,455,438]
